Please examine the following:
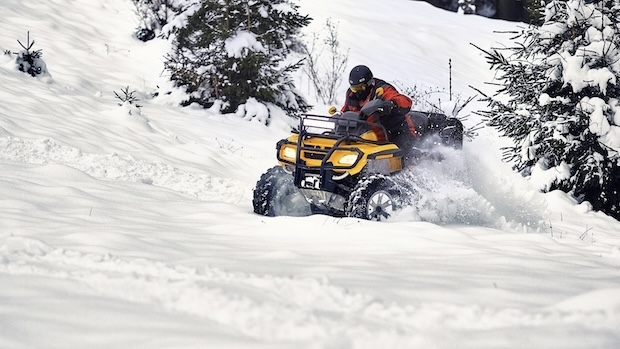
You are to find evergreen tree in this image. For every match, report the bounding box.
[132,0,186,41]
[458,0,476,15]
[163,0,311,120]
[524,0,548,25]
[475,0,620,219]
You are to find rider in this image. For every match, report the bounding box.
[330,65,419,158]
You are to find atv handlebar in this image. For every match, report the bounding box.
[300,113,388,142]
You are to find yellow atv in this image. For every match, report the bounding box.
[252,99,462,220]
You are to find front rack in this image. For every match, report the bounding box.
[299,113,388,142]
[278,114,401,192]
[280,114,391,172]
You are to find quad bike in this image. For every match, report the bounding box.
[252,99,464,220]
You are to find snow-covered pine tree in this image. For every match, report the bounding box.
[163,1,224,106]
[9,31,50,78]
[476,0,620,219]
[132,0,186,41]
[163,0,311,121]
[524,0,547,25]
[457,0,476,15]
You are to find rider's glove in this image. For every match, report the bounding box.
[328,106,338,115]
[375,87,385,98]
[379,100,397,115]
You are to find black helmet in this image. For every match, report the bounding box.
[349,65,373,86]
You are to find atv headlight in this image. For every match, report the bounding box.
[338,154,359,166]
[282,146,297,161]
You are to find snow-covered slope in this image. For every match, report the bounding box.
[0,1,619,348]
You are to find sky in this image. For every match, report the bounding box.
[0,0,619,348]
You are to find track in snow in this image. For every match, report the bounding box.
[1,236,614,346]
[0,136,248,204]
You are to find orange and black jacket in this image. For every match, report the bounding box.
[341,78,415,141]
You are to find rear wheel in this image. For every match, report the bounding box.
[253,166,311,217]
[440,118,464,149]
[345,175,404,221]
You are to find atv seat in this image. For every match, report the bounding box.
[408,111,429,136]
[408,111,464,148]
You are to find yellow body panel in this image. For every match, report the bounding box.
[278,132,401,176]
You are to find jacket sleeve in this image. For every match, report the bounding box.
[380,84,412,114]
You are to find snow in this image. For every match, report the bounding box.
[225,31,266,58]
[582,97,611,136]
[234,97,267,124]
[0,0,619,348]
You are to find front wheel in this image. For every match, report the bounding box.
[252,166,311,217]
[345,175,404,221]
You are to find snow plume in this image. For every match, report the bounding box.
[393,146,549,231]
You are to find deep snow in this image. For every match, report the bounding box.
[0,0,619,348]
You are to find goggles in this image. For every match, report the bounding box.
[350,82,369,93]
